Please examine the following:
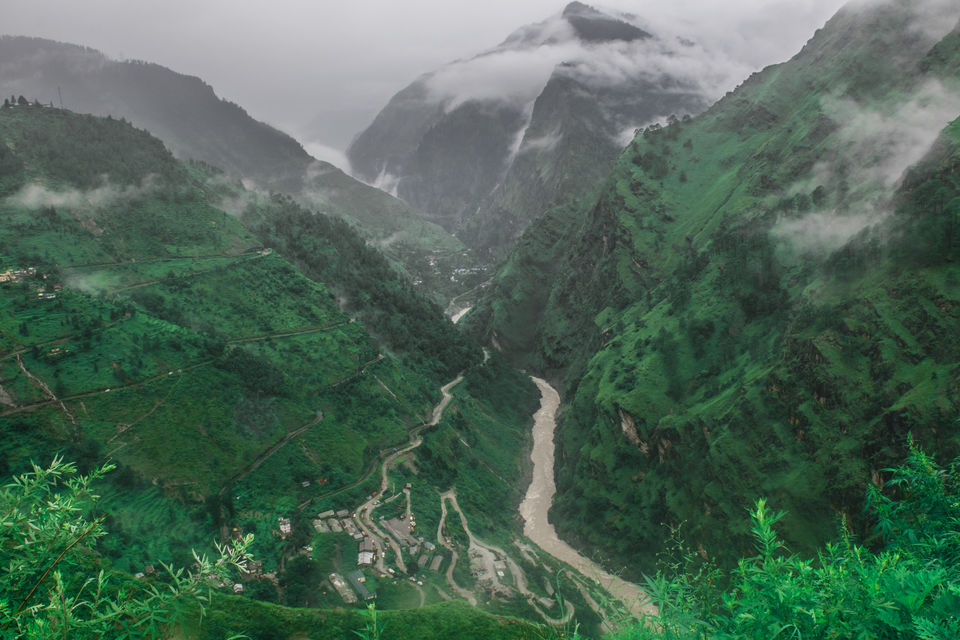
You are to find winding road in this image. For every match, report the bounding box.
[353,374,465,574]
[519,377,657,619]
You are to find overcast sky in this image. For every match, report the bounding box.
[3,0,848,159]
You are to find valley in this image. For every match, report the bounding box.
[296,369,645,629]
[3,1,960,638]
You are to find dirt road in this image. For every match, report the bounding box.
[353,374,465,574]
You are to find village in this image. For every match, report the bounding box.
[0,266,60,300]
[270,493,447,606]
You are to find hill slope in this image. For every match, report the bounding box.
[468,0,960,571]
[0,104,477,574]
[0,105,605,634]
[0,36,473,301]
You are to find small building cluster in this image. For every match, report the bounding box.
[0,267,59,300]
[0,267,37,284]
[2,95,51,108]
[347,571,376,601]
[358,536,377,566]
[277,517,292,539]
[328,573,357,604]
[327,570,377,604]
[311,509,364,541]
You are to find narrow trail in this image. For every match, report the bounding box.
[450,306,471,324]
[444,278,492,320]
[519,376,657,620]
[59,249,264,271]
[436,492,477,606]
[15,354,75,424]
[2,322,358,420]
[1,361,213,418]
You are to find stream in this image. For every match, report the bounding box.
[519,377,657,618]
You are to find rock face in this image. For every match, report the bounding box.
[346,2,728,257]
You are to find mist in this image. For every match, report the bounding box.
[773,78,960,256]
[6,177,157,211]
[1,0,848,155]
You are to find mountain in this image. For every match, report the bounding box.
[0,36,308,192]
[0,102,473,578]
[0,36,474,302]
[347,2,726,257]
[0,105,619,635]
[467,0,960,572]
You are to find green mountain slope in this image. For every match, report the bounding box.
[0,105,474,572]
[0,105,591,636]
[0,36,473,302]
[469,0,960,572]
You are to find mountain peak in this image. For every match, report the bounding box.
[562,2,651,43]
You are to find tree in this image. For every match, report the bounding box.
[615,442,960,640]
[0,458,253,639]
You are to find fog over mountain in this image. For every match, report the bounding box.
[4,0,846,167]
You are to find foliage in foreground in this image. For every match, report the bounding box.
[0,457,251,639]
[608,441,960,640]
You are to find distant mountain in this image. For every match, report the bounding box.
[467,0,960,571]
[0,36,310,192]
[0,36,473,299]
[347,2,729,257]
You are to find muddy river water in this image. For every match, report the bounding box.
[519,377,657,618]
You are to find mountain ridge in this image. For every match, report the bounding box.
[0,35,476,303]
[466,0,960,571]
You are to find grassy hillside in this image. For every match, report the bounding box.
[0,105,587,636]
[469,1,960,572]
[0,104,472,574]
[193,597,546,640]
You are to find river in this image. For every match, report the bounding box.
[519,377,657,618]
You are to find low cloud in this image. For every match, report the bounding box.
[845,0,960,45]
[303,141,352,172]
[823,80,960,190]
[774,79,960,256]
[369,168,401,198]
[6,176,156,210]
[518,126,563,156]
[422,5,755,115]
[425,40,582,110]
[772,208,888,256]
[564,35,752,100]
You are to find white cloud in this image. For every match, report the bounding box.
[303,142,352,173]
[774,79,960,256]
[425,39,582,110]
[520,129,564,155]
[6,176,156,210]
[772,208,888,255]
[2,0,851,150]
[822,80,960,190]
